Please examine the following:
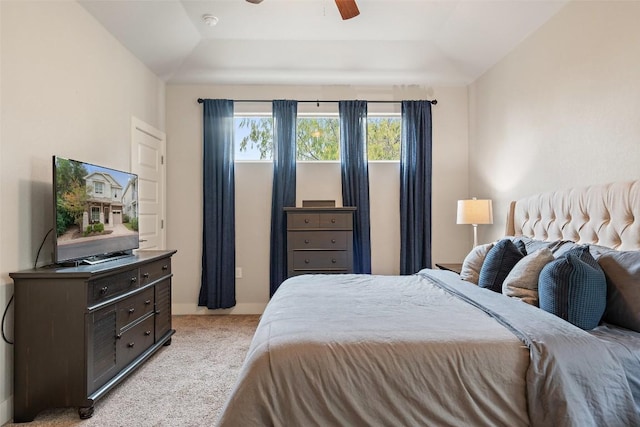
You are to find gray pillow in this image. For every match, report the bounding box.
[460,242,494,284]
[502,247,554,306]
[598,250,640,332]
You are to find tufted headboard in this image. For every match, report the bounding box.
[505,180,640,251]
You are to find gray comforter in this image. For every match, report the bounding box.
[217,270,639,427]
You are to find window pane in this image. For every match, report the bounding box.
[368,117,401,161]
[296,117,340,161]
[235,117,273,160]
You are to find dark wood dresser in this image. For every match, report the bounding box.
[9,250,176,422]
[285,207,356,277]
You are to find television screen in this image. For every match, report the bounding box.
[53,156,139,264]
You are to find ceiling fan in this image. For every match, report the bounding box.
[245,0,360,20]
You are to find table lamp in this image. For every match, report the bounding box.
[457,198,493,247]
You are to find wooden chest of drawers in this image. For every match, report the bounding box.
[285,207,356,277]
[10,250,176,422]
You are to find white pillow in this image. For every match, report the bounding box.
[460,242,495,285]
[502,247,554,306]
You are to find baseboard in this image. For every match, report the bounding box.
[0,395,12,425]
[172,302,266,315]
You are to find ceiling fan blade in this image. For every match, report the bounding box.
[335,0,360,20]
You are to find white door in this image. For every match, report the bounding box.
[131,117,166,250]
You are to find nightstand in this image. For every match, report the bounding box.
[435,263,463,275]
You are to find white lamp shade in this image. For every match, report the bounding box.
[457,199,493,225]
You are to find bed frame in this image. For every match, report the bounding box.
[505,180,640,251]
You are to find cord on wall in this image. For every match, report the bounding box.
[2,228,54,345]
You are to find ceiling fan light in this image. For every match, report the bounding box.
[245,0,264,4]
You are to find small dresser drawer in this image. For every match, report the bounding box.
[288,213,320,229]
[116,287,155,330]
[117,314,155,369]
[89,268,139,306]
[289,231,348,250]
[292,250,350,271]
[318,213,352,229]
[139,258,171,285]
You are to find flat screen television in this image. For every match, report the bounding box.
[53,156,139,265]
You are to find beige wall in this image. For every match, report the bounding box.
[166,84,471,314]
[469,1,640,243]
[0,1,165,423]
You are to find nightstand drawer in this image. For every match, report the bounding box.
[289,231,348,250]
[292,251,349,270]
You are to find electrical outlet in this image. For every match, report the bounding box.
[235,267,243,279]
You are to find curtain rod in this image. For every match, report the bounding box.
[196,98,437,105]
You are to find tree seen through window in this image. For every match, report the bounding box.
[235,116,401,161]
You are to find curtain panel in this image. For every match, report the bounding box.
[400,100,433,275]
[199,99,236,309]
[339,100,372,274]
[270,100,298,296]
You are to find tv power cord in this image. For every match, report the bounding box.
[2,228,53,345]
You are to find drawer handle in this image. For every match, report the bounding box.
[128,342,135,348]
[331,239,336,243]
[143,272,150,279]
[145,330,152,336]
[304,239,310,244]
[332,259,337,263]
[100,286,108,295]
[331,218,336,223]
[304,259,310,264]
[144,299,152,305]
[128,308,135,314]
[304,218,310,223]
[131,277,137,283]
[162,264,169,270]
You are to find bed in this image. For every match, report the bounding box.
[217,180,640,427]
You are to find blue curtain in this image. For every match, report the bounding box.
[199,99,236,309]
[339,100,372,274]
[400,101,433,275]
[270,100,298,296]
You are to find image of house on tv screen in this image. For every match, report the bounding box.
[55,157,139,262]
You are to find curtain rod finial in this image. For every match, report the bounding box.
[197,98,204,104]
[431,99,438,105]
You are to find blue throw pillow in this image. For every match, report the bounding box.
[478,239,526,293]
[538,246,607,330]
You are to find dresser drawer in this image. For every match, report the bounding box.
[318,213,352,229]
[116,287,155,330]
[292,250,350,270]
[89,268,139,306]
[117,315,155,369]
[288,213,320,229]
[289,231,348,250]
[139,258,171,286]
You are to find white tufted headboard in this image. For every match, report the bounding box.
[505,180,640,251]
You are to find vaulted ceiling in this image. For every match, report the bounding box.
[79,0,568,86]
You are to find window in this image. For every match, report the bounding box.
[368,117,401,161]
[234,115,401,161]
[94,181,104,195]
[235,117,273,160]
[91,206,100,222]
[296,117,339,161]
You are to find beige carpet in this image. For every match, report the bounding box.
[3,315,260,427]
